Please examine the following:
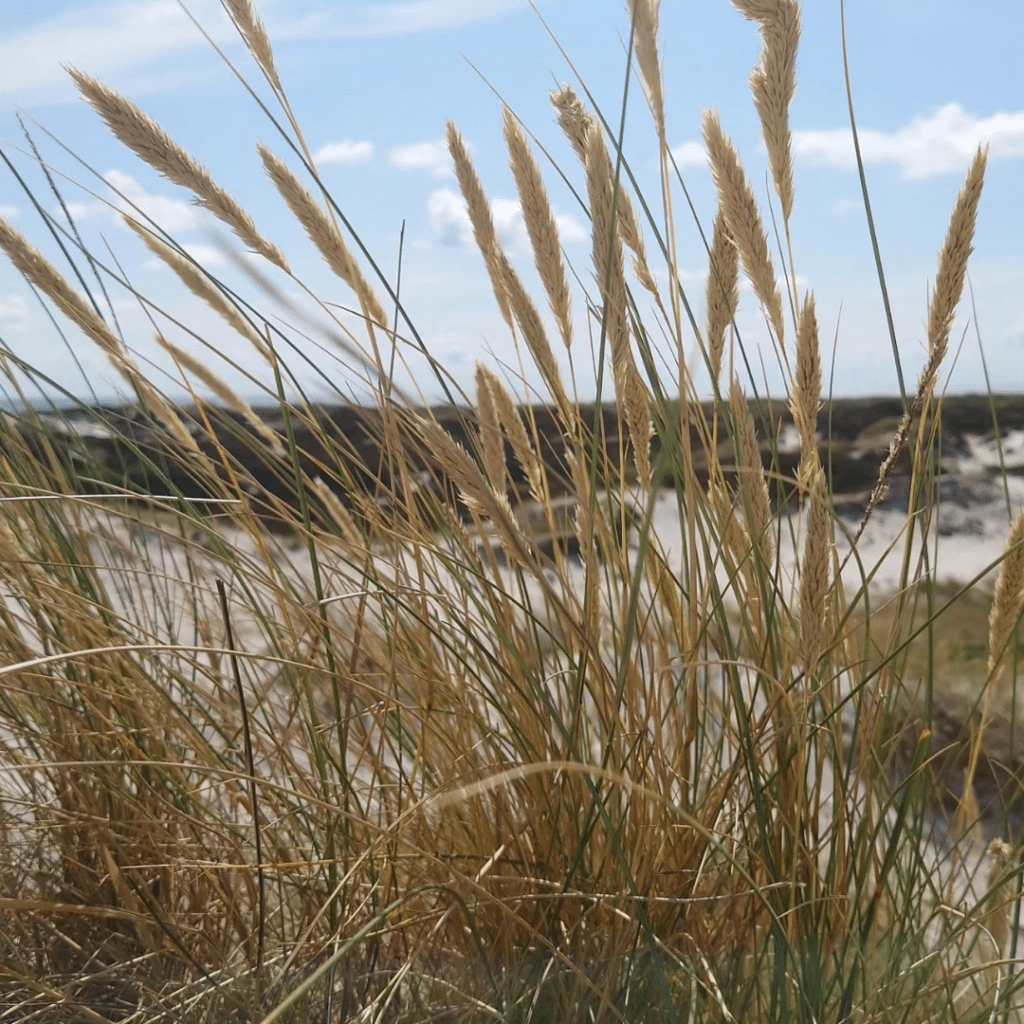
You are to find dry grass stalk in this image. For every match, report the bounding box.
[258,145,388,329]
[799,464,831,670]
[570,486,604,640]
[69,70,288,271]
[446,121,514,330]
[223,0,282,93]
[987,509,1024,678]
[125,217,273,360]
[955,506,1024,842]
[707,475,761,633]
[729,378,774,568]
[585,128,653,486]
[854,149,987,544]
[586,129,631,372]
[925,145,988,393]
[550,85,595,166]
[618,191,659,296]
[474,363,507,490]
[621,358,654,491]
[0,216,123,368]
[982,838,1012,964]
[628,0,666,141]
[732,0,800,223]
[494,251,572,416]
[549,87,656,293]
[502,108,574,350]
[791,292,821,489]
[0,217,126,368]
[703,110,786,347]
[479,367,546,505]
[307,475,363,546]
[705,207,740,384]
[413,415,534,568]
[156,334,286,458]
[0,217,200,454]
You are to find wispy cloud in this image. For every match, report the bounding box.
[0,0,229,104]
[794,103,1024,179]
[0,206,17,220]
[290,0,528,40]
[316,140,374,165]
[60,201,105,223]
[427,188,585,250]
[144,241,226,272]
[107,170,203,233]
[391,140,451,176]
[670,141,705,167]
[0,295,30,325]
[429,189,472,246]
[2,0,528,106]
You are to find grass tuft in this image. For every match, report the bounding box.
[0,2,1020,1021]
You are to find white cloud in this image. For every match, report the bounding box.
[0,0,229,104]
[106,169,202,233]
[491,197,523,245]
[286,0,528,41]
[316,140,374,165]
[0,295,30,325]
[428,188,472,245]
[390,140,451,176]
[1,0,527,106]
[144,242,226,273]
[794,103,1024,179]
[0,206,18,220]
[833,197,862,215]
[427,189,585,250]
[670,141,706,167]
[58,201,104,223]
[556,214,587,245]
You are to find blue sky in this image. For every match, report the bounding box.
[0,0,1022,407]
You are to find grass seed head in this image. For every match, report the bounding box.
[70,69,289,271]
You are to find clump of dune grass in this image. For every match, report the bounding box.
[0,1,1021,1021]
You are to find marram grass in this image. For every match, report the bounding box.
[0,1,1021,1021]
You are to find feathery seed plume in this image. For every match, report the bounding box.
[703,110,786,346]
[478,366,546,504]
[924,146,988,398]
[988,510,1024,677]
[791,292,822,488]
[125,217,273,361]
[732,0,800,223]
[0,216,198,453]
[705,207,740,383]
[494,251,571,415]
[855,149,987,545]
[503,107,574,349]
[223,0,282,93]
[586,128,630,370]
[585,127,653,482]
[799,464,831,669]
[729,378,774,566]
[475,363,507,490]
[157,334,286,458]
[549,87,655,291]
[258,145,388,328]
[629,0,666,141]
[414,414,534,567]
[70,70,288,271]
[446,121,514,330]
[550,85,595,166]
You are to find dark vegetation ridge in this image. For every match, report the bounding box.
[5,393,1021,526]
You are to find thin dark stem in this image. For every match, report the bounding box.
[216,576,265,982]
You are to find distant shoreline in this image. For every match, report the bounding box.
[8,391,1024,437]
